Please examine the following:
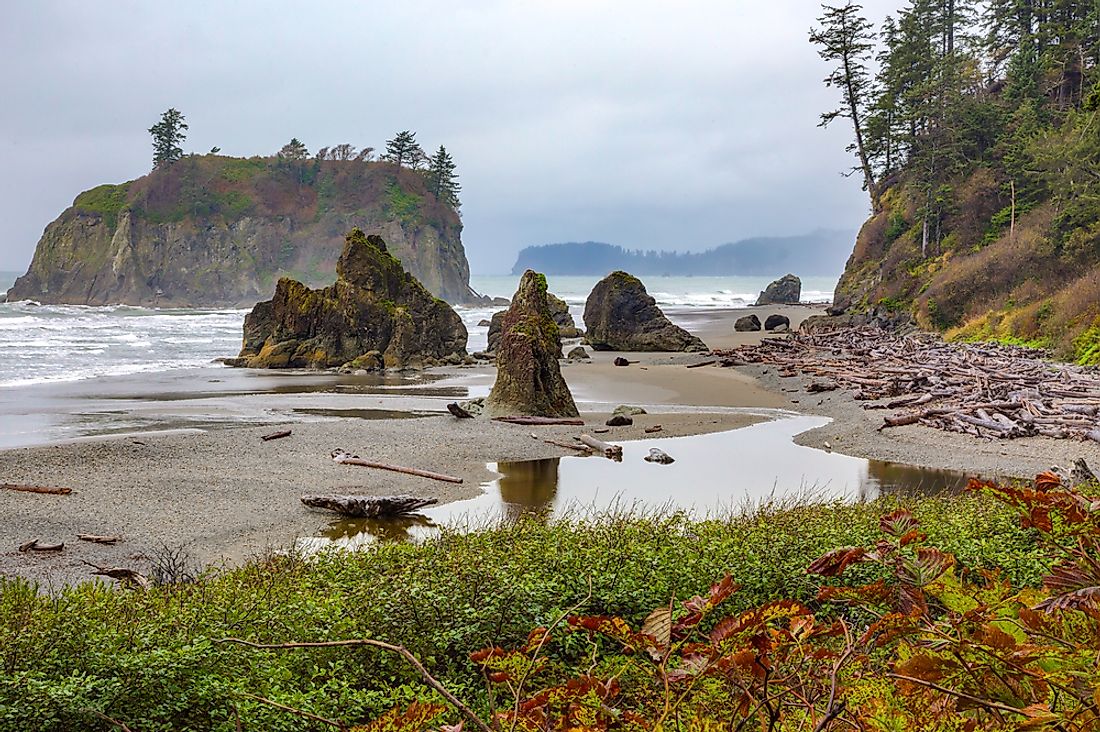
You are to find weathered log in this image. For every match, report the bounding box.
[301,494,438,518]
[491,416,586,426]
[78,534,123,545]
[447,402,474,419]
[331,450,463,484]
[685,360,716,369]
[19,539,63,552]
[83,561,150,589]
[2,483,72,496]
[578,433,623,459]
[644,448,675,464]
[806,381,837,393]
[644,425,663,434]
[261,429,292,442]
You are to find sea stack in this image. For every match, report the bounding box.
[487,291,579,354]
[486,270,579,418]
[755,274,801,305]
[233,229,467,370]
[583,271,707,352]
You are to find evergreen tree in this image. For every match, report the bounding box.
[278,138,308,160]
[425,145,461,210]
[810,3,882,211]
[148,108,188,169]
[382,130,424,168]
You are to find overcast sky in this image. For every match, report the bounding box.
[0,0,900,274]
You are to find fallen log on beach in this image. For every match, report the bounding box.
[2,483,72,496]
[717,325,1100,442]
[447,402,475,419]
[83,561,150,589]
[331,449,463,484]
[18,539,64,552]
[578,433,623,459]
[301,494,438,518]
[261,429,292,442]
[78,534,122,545]
[491,416,586,426]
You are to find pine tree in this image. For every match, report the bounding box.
[382,131,424,168]
[425,145,461,210]
[148,108,188,169]
[278,138,308,160]
[810,3,881,211]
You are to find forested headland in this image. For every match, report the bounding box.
[815,1,1100,360]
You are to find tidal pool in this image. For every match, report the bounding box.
[300,415,988,551]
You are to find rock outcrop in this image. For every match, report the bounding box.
[233,229,467,370]
[485,270,579,418]
[764,314,790,331]
[583,271,707,352]
[7,155,477,306]
[487,292,578,354]
[734,314,762,332]
[755,274,801,305]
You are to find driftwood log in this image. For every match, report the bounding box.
[491,416,586,426]
[331,450,463,484]
[2,483,72,496]
[716,325,1100,443]
[447,402,474,419]
[644,425,663,434]
[578,433,624,459]
[685,360,716,369]
[18,539,63,552]
[261,429,292,442]
[78,534,122,545]
[301,494,438,518]
[83,561,150,589]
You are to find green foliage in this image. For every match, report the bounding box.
[219,157,268,183]
[381,131,425,169]
[1073,318,1100,365]
[0,494,1043,730]
[148,108,188,169]
[424,145,460,211]
[384,180,422,224]
[73,183,131,231]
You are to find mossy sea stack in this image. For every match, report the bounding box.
[486,270,579,418]
[234,229,467,370]
[583,271,708,351]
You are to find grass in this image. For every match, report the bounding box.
[73,183,132,232]
[0,494,1043,731]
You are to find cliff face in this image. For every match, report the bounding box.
[7,155,475,306]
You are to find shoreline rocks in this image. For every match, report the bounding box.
[755,274,801,305]
[232,229,467,370]
[485,270,579,418]
[583,271,707,352]
[735,314,762,332]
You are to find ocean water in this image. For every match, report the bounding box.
[0,272,835,390]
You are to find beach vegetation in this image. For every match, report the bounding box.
[0,486,1073,730]
[73,183,131,232]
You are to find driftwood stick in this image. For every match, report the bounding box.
[19,539,64,552]
[578,433,623,459]
[491,416,586,426]
[82,561,150,589]
[2,483,72,496]
[77,534,122,545]
[301,494,438,518]
[331,450,463,484]
[261,429,292,442]
[531,434,591,452]
[685,359,716,369]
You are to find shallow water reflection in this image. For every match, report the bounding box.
[300,415,991,551]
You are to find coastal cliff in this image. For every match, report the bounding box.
[7,155,476,306]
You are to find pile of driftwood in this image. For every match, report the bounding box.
[715,326,1100,442]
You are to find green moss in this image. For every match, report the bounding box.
[219,156,268,182]
[384,180,422,224]
[73,183,131,232]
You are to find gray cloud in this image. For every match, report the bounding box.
[0,0,899,273]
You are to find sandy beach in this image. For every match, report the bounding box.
[4,302,1097,587]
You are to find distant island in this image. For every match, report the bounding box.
[510,230,854,277]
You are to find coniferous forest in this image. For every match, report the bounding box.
[816,1,1100,360]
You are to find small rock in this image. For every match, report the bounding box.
[734,314,761,332]
[612,405,647,416]
[567,346,590,360]
[606,414,634,427]
[613,357,630,367]
[764,314,790,331]
[457,397,486,416]
[477,319,491,327]
[644,448,675,464]
[472,351,494,361]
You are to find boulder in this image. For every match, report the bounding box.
[755,274,801,305]
[612,405,647,416]
[566,346,590,360]
[613,357,631,366]
[583,271,708,352]
[764,314,790,331]
[234,229,467,370]
[488,291,578,353]
[477,319,491,327]
[734,314,762,332]
[606,415,633,427]
[485,270,579,418]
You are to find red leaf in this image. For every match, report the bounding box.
[807,546,867,577]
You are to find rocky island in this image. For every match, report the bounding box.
[6,153,478,306]
[231,229,467,370]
